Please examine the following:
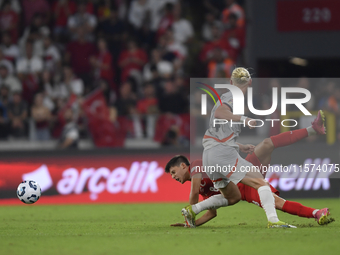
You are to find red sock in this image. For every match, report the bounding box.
[282,201,316,218]
[270,129,308,148]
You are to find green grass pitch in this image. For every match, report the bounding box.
[0,198,338,255]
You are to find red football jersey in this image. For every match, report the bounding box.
[189,159,220,199]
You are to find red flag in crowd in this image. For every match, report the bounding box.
[82,89,126,147]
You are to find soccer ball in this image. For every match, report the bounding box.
[17,180,41,204]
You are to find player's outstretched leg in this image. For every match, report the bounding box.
[270,109,326,149]
[253,109,326,169]
[274,195,332,225]
[241,168,296,228]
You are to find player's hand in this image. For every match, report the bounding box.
[246,118,256,129]
[240,144,255,154]
[170,223,186,227]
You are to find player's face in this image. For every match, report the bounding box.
[169,163,188,184]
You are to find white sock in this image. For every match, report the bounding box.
[258,186,279,223]
[312,209,319,217]
[191,194,229,214]
[306,126,316,136]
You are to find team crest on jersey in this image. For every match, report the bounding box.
[228,99,233,107]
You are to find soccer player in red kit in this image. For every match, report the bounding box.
[165,111,331,227]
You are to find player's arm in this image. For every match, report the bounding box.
[189,173,202,205]
[236,142,255,154]
[190,173,218,227]
[195,209,217,226]
[214,104,255,128]
[171,173,201,227]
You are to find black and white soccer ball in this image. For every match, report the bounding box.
[17,180,41,204]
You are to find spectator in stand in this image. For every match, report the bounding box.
[174,74,187,93]
[143,48,173,82]
[158,79,187,114]
[0,0,19,43]
[0,80,9,104]
[0,32,19,65]
[159,29,187,73]
[90,38,114,89]
[98,7,126,59]
[201,11,223,42]
[7,91,28,138]
[137,83,159,138]
[59,66,84,97]
[207,47,234,78]
[31,92,52,140]
[162,126,179,146]
[67,1,97,41]
[97,78,115,105]
[43,69,68,102]
[148,0,177,33]
[114,80,144,137]
[65,27,96,84]
[171,4,194,45]
[19,13,50,58]
[200,24,234,63]
[22,0,50,27]
[0,0,20,14]
[115,80,137,116]
[137,83,158,115]
[128,0,150,32]
[118,39,148,82]
[38,70,55,112]
[16,40,43,104]
[97,0,114,23]
[136,10,156,52]
[221,0,245,28]
[0,48,14,74]
[0,84,9,139]
[52,0,77,36]
[222,13,245,60]
[57,108,79,149]
[156,3,174,41]
[42,36,61,73]
[0,64,21,94]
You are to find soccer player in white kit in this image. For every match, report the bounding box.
[182,67,295,228]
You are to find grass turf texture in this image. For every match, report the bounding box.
[0,198,338,255]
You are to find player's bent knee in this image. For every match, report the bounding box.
[227,192,241,205]
[263,138,274,151]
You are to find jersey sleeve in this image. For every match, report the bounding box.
[189,159,203,177]
[221,93,233,112]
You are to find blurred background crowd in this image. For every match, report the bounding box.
[0,0,338,149]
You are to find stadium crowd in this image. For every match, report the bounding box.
[0,0,337,148]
